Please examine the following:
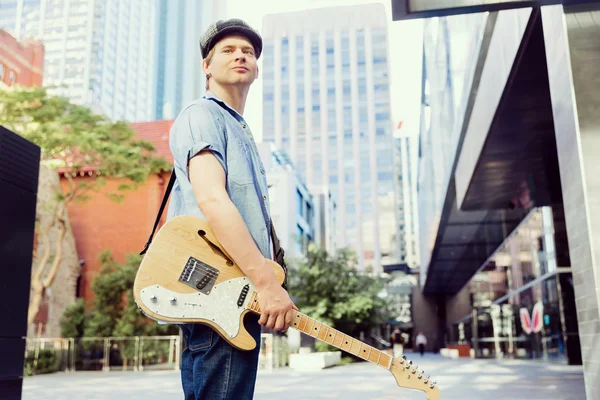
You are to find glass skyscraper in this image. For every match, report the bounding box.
[0,0,155,122]
[153,0,226,120]
[262,4,395,272]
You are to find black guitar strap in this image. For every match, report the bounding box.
[140,169,287,288]
[140,168,176,256]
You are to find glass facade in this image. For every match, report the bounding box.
[451,207,575,362]
[0,0,155,122]
[262,6,395,271]
[418,13,489,283]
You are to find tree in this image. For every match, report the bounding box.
[288,245,391,345]
[60,251,177,368]
[0,86,171,325]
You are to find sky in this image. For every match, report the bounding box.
[224,0,424,143]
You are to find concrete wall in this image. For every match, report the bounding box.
[542,6,600,399]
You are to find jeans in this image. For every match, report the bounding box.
[180,314,261,400]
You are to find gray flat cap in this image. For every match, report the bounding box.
[199,18,262,59]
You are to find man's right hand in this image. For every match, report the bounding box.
[256,278,297,332]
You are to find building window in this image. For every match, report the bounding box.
[297,189,303,217]
[0,63,4,80]
[8,70,16,85]
[306,203,312,225]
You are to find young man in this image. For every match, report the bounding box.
[166,19,296,399]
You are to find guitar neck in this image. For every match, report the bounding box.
[247,293,393,370]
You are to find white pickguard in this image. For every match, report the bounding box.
[139,277,254,338]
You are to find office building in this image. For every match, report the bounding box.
[391,2,600,396]
[393,121,420,268]
[153,0,226,119]
[0,0,156,121]
[262,4,395,272]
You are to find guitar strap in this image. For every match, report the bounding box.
[140,100,288,288]
[140,170,287,288]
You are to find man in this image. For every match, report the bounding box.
[416,331,427,357]
[390,327,404,358]
[166,19,296,400]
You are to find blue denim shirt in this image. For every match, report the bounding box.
[167,91,272,259]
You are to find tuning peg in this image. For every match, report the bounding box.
[418,374,422,379]
[424,378,429,384]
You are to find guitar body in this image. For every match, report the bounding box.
[134,215,440,399]
[133,215,285,351]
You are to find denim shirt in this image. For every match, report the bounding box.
[166,91,272,259]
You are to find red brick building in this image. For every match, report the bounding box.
[61,120,174,302]
[0,29,44,87]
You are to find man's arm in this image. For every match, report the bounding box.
[188,151,296,331]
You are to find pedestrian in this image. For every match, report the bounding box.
[416,331,427,356]
[167,19,296,399]
[390,327,404,358]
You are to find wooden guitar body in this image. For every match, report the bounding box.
[133,215,440,399]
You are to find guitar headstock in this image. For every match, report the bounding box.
[389,354,440,400]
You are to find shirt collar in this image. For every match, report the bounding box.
[203,90,245,122]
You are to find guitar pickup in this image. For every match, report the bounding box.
[237,284,250,307]
[178,257,220,295]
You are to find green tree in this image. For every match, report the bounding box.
[288,245,390,347]
[59,298,87,338]
[85,251,176,338]
[84,251,177,368]
[0,86,171,325]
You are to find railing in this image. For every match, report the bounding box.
[25,333,290,375]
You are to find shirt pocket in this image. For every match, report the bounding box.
[227,140,254,185]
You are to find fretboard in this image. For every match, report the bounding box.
[247,293,393,370]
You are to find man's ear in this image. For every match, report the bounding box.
[255,65,259,81]
[202,59,210,76]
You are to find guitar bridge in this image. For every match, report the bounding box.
[179,257,220,295]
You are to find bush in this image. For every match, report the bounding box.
[25,349,60,376]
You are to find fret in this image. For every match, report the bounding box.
[317,325,329,341]
[376,350,382,365]
[298,315,308,331]
[304,318,315,334]
[349,339,361,356]
[311,321,322,338]
[358,343,372,361]
[340,334,352,351]
[326,329,336,344]
[377,353,392,369]
[332,331,343,347]
[291,313,302,329]
[368,348,381,363]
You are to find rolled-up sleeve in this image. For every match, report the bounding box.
[170,102,227,179]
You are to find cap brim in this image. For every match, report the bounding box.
[206,26,262,59]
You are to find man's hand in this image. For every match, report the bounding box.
[256,278,297,332]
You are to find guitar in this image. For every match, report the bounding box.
[133,215,440,400]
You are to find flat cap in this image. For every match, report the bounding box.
[199,18,263,59]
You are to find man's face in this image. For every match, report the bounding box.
[203,34,259,89]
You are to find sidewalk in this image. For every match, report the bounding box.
[22,354,585,400]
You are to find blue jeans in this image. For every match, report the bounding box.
[180,314,261,400]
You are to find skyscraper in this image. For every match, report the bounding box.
[153,0,226,120]
[393,121,420,269]
[0,0,156,122]
[261,4,395,272]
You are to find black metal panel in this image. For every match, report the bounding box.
[0,379,23,400]
[390,0,590,20]
[0,126,40,399]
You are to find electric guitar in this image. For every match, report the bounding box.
[133,215,440,400]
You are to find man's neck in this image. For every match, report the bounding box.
[208,84,249,116]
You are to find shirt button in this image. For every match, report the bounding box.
[260,169,265,174]
[263,195,267,200]
[241,123,247,129]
